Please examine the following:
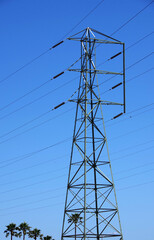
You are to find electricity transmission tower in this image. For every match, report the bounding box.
[61,27,125,240]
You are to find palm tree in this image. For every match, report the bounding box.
[18,222,31,240]
[40,234,44,240]
[28,228,41,240]
[44,236,52,240]
[68,213,82,240]
[4,223,19,240]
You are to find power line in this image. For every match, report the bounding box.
[60,0,105,40]
[0,5,152,120]
[0,101,152,149]
[111,146,154,162]
[0,154,69,178]
[0,68,152,146]
[0,0,106,85]
[0,141,153,187]
[4,168,154,211]
[0,58,80,121]
[117,180,154,191]
[0,157,154,207]
[0,165,67,187]
[0,186,64,203]
[0,76,78,114]
[110,1,154,36]
[115,168,154,182]
[126,52,153,70]
[100,66,154,97]
[97,32,154,70]
[98,52,153,87]
[0,137,71,168]
[115,160,154,175]
[0,3,152,122]
[0,174,66,195]
[126,31,154,50]
[1,31,152,115]
[110,123,154,141]
[2,167,154,210]
[0,180,154,216]
[0,201,64,217]
[0,27,151,128]
[110,139,154,156]
[0,110,51,139]
[0,117,153,173]
[0,49,50,84]
[127,67,154,83]
[105,105,154,127]
[0,107,74,147]
[0,50,151,127]
[0,194,65,212]
[1,153,154,203]
[0,103,152,165]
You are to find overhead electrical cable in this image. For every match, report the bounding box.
[0,194,65,212]
[110,123,154,141]
[0,102,152,155]
[59,0,105,40]
[0,137,71,168]
[0,119,153,170]
[1,177,154,216]
[0,186,64,203]
[0,165,67,186]
[110,139,154,156]
[126,52,153,70]
[0,202,64,217]
[0,174,66,195]
[98,52,153,87]
[0,154,69,177]
[0,0,106,84]
[0,29,152,115]
[0,95,152,149]
[0,67,152,144]
[115,160,154,175]
[1,31,152,113]
[0,178,154,215]
[115,168,154,182]
[1,152,154,204]
[126,31,154,50]
[2,167,154,210]
[110,0,154,36]
[98,31,154,67]
[0,108,74,146]
[127,67,154,83]
[0,51,151,125]
[0,141,153,187]
[0,76,78,113]
[0,57,80,121]
[0,144,153,194]
[1,157,154,204]
[1,166,154,211]
[117,180,154,191]
[111,146,154,162]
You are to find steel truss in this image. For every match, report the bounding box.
[61,27,125,240]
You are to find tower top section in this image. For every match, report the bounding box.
[67,27,123,44]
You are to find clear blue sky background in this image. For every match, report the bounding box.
[0,0,153,239]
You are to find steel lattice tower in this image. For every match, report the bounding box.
[61,27,125,240]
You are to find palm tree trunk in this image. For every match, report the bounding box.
[75,224,76,240]
[23,233,25,240]
[11,232,13,240]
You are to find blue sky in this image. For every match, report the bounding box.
[0,0,153,240]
